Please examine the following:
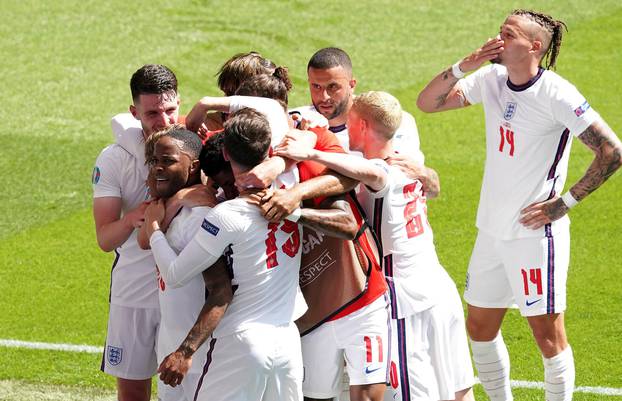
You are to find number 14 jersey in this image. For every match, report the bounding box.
[459,64,599,239]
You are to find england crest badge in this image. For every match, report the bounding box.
[503,102,517,121]
[107,345,123,366]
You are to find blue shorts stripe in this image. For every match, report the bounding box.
[396,318,411,401]
[193,337,217,401]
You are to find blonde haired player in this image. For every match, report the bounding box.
[417,9,622,401]
[276,91,475,401]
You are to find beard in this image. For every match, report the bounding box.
[314,94,351,121]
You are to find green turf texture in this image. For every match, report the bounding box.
[0,0,620,399]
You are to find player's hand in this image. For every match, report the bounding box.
[196,123,209,142]
[259,188,301,222]
[274,137,315,162]
[236,160,281,190]
[459,35,504,73]
[144,199,166,236]
[157,351,192,387]
[123,201,149,229]
[385,153,425,180]
[519,197,569,229]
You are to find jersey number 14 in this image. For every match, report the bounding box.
[499,126,515,157]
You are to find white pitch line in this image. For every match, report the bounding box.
[471,377,622,397]
[0,339,102,354]
[2,338,621,397]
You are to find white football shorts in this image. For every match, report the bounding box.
[157,372,202,401]
[301,295,390,399]
[384,283,475,401]
[101,304,160,380]
[193,322,303,401]
[464,229,569,316]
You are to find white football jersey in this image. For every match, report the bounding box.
[110,113,144,165]
[291,105,425,164]
[357,160,450,318]
[92,139,158,309]
[459,64,599,239]
[150,198,304,338]
[229,96,290,146]
[157,206,210,373]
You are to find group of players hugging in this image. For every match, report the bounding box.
[93,9,621,401]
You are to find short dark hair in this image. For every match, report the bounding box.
[130,64,178,102]
[145,124,202,162]
[217,52,276,96]
[223,108,272,168]
[307,47,352,73]
[200,132,230,177]
[235,69,291,109]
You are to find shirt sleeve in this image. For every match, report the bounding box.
[550,79,600,137]
[365,159,391,198]
[228,96,289,145]
[458,65,492,106]
[150,205,238,288]
[111,113,145,165]
[92,147,123,198]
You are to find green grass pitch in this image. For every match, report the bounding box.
[0,1,620,399]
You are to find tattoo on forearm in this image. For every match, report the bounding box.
[573,123,622,201]
[543,198,569,221]
[435,68,458,110]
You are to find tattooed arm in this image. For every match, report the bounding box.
[385,153,441,199]
[417,36,504,113]
[157,259,233,387]
[520,120,622,229]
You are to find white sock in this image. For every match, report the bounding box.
[470,332,513,401]
[543,345,575,401]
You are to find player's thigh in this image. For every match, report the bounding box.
[428,293,476,399]
[500,230,569,317]
[341,297,390,388]
[384,312,439,401]
[102,304,159,380]
[464,231,514,309]
[301,320,344,399]
[194,331,271,401]
[265,322,304,401]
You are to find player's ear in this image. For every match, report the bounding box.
[222,148,230,162]
[349,78,357,90]
[129,104,139,119]
[190,159,200,174]
[531,40,542,55]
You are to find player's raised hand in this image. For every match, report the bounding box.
[459,36,505,73]
[144,199,166,236]
[158,350,192,387]
[236,158,284,190]
[519,197,569,229]
[274,137,315,162]
[123,201,150,229]
[259,188,301,222]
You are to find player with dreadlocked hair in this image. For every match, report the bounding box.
[511,9,568,70]
[418,8,622,401]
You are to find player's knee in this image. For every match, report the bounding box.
[117,378,151,401]
[466,315,498,341]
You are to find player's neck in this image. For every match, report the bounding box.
[328,114,348,128]
[506,62,541,87]
[364,138,392,160]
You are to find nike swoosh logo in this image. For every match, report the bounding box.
[365,366,382,374]
[526,299,541,307]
